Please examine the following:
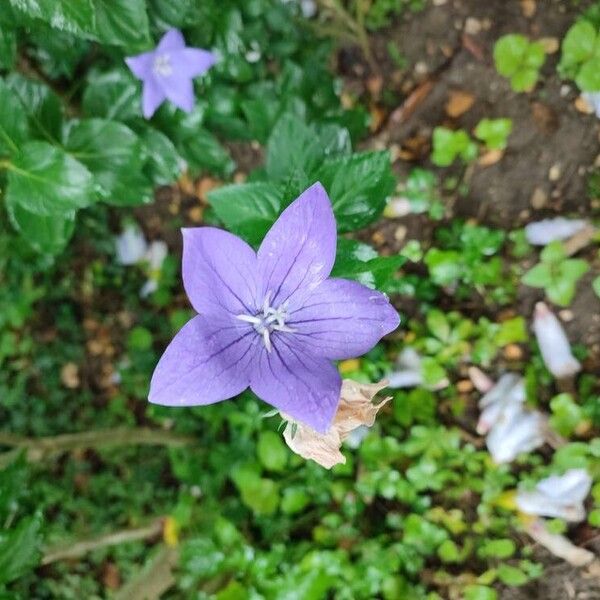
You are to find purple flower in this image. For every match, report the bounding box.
[149,183,399,432]
[125,29,216,119]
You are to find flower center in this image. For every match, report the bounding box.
[153,53,173,77]
[236,292,295,352]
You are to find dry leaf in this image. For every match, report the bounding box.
[478,149,504,166]
[575,95,595,114]
[282,380,390,469]
[60,362,80,389]
[445,90,475,118]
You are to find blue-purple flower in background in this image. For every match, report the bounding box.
[125,29,216,119]
[149,183,399,432]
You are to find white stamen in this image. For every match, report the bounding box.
[237,292,295,352]
[153,53,173,77]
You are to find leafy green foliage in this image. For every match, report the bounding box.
[431,127,478,167]
[522,241,590,306]
[558,19,600,91]
[494,34,546,92]
[474,118,513,151]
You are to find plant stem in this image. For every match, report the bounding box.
[42,518,165,565]
[0,427,195,464]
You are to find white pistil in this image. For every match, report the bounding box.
[153,53,173,77]
[236,293,295,352]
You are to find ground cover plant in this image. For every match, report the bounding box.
[0,0,599,599]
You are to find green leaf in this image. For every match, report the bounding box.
[593,276,600,298]
[524,42,546,69]
[231,468,279,516]
[494,34,529,76]
[7,0,95,34]
[464,585,497,600]
[0,28,16,69]
[497,564,528,586]
[0,514,42,585]
[474,118,513,150]
[522,263,551,288]
[281,487,311,515]
[65,118,152,206]
[561,21,597,66]
[331,239,404,289]
[92,0,151,48]
[477,538,516,559]
[141,128,182,186]
[178,126,234,176]
[431,128,475,167]
[540,240,566,263]
[6,141,94,216]
[6,201,75,255]
[437,539,461,563]
[550,393,584,437]
[257,431,288,472]
[5,74,63,142]
[0,79,29,155]
[208,182,282,246]
[576,58,600,92]
[424,248,462,286]
[426,310,451,343]
[317,151,395,232]
[511,68,539,92]
[82,69,141,121]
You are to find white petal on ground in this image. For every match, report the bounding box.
[582,92,600,118]
[468,366,494,393]
[384,197,412,218]
[477,373,525,435]
[524,217,588,245]
[115,226,148,265]
[282,379,390,469]
[486,403,545,464]
[525,519,595,567]
[533,302,581,379]
[145,241,168,271]
[387,348,423,388]
[516,469,592,522]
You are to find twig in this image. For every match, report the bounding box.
[0,427,195,464]
[42,519,164,565]
[115,545,179,600]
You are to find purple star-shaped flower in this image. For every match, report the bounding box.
[149,183,399,432]
[125,29,216,119]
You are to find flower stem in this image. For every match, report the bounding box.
[41,518,165,565]
[0,427,195,466]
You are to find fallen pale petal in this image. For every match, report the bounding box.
[533,302,581,379]
[525,519,595,567]
[282,379,390,469]
[116,226,148,265]
[581,92,600,119]
[524,217,589,245]
[517,469,592,522]
[477,373,525,435]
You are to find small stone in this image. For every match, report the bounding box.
[457,379,474,393]
[549,164,561,181]
[371,231,386,246]
[539,37,559,54]
[394,225,407,242]
[414,61,428,76]
[530,187,548,209]
[188,206,203,223]
[521,0,536,17]
[432,0,447,5]
[503,344,523,360]
[559,309,574,322]
[560,84,571,97]
[61,362,80,389]
[478,149,504,166]
[464,17,482,35]
[575,95,594,114]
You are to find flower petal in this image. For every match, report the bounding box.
[182,227,259,316]
[257,182,336,307]
[157,29,186,52]
[173,48,216,78]
[161,75,195,113]
[149,314,255,407]
[250,339,341,433]
[287,278,399,360]
[142,77,166,119]
[125,52,154,79]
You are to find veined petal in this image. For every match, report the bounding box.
[250,338,341,433]
[536,469,592,503]
[125,52,155,79]
[182,227,259,316]
[287,278,399,360]
[257,182,336,307]
[173,48,216,78]
[142,77,166,119]
[149,314,255,407]
[157,29,186,52]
